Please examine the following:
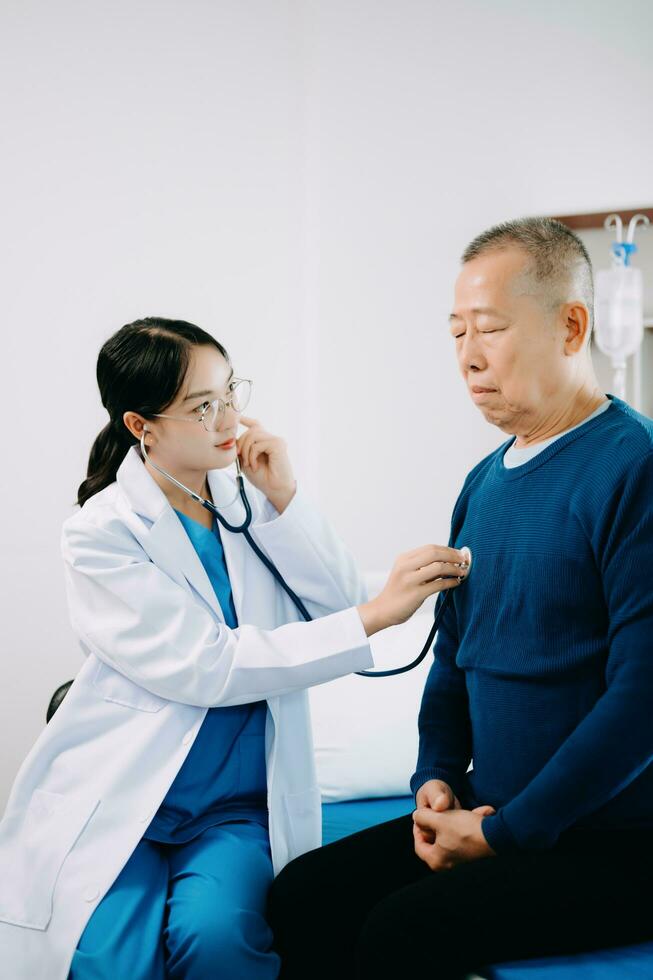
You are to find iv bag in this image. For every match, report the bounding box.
[594,264,643,363]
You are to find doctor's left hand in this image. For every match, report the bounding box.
[412,806,497,872]
[237,416,297,514]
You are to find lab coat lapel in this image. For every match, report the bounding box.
[115,447,225,622]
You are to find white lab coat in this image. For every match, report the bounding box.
[0,445,374,979]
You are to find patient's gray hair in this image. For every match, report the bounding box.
[462,217,594,335]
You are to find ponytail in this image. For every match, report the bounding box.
[76,420,136,508]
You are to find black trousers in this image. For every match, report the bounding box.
[267,814,653,980]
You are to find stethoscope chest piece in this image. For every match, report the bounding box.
[460,546,472,581]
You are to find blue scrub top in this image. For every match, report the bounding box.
[143,508,268,844]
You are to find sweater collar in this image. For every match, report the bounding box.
[493,393,618,482]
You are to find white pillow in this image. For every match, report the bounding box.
[309,573,437,802]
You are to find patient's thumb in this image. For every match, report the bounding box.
[472,805,496,816]
[434,791,451,810]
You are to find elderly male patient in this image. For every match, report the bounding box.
[268,218,653,979]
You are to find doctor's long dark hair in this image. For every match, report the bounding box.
[76,317,230,508]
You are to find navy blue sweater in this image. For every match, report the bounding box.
[410,395,653,854]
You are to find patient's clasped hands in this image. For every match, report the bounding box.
[412,779,496,871]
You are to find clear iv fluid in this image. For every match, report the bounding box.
[594,265,644,362]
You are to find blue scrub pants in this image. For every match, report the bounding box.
[69,820,280,979]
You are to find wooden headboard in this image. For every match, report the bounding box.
[550,207,653,231]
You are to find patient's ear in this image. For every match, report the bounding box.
[562,301,590,354]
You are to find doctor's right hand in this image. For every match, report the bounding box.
[356,544,469,637]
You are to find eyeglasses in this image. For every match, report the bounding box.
[150,378,253,432]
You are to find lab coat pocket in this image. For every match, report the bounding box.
[0,789,100,930]
[282,786,322,856]
[92,658,167,712]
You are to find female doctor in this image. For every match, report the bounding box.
[0,316,469,980]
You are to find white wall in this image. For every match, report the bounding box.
[2,0,652,808]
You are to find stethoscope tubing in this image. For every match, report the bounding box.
[139,431,451,677]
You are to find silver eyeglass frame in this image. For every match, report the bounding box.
[149,377,253,432]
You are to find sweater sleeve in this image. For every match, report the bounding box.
[409,592,472,803]
[481,450,653,854]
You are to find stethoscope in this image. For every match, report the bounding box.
[140,429,470,677]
